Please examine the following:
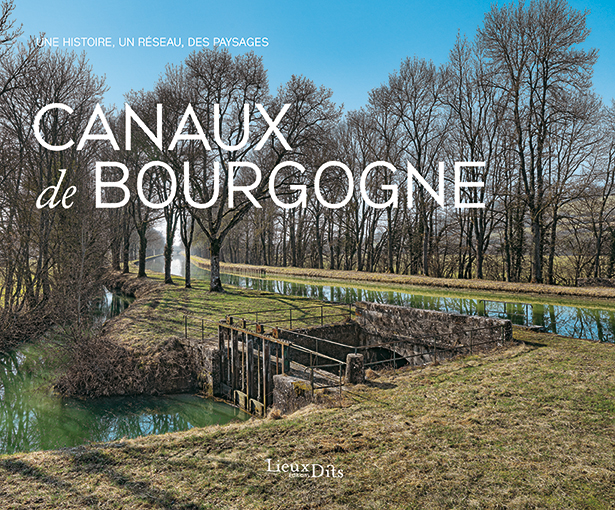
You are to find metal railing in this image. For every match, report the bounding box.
[182,302,353,341]
[182,303,512,417]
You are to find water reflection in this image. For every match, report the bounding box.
[0,351,248,455]
[483,301,615,342]
[91,288,134,325]
[149,254,615,343]
[0,289,249,455]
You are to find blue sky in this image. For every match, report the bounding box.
[14,0,615,112]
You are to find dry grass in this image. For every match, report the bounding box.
[205,259,615,304]
[2,326,614,509]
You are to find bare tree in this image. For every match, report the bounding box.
[444,35,507,279]
[479,0,598,282]
[386,57,449,276]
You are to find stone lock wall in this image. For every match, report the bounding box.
[278,323,360,371]
[204,301,513,415]
[354,301,512,364]
[277,302,512,374]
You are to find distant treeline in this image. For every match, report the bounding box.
[0,0,614,345]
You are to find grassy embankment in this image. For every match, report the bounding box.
[1,270,614,508]
[192,256,615,308]
[99,270,352,351]
[51,270,352,397]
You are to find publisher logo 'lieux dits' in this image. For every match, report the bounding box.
[266,459,343,479]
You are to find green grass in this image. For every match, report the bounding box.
[104,270,351,352]
[1,327,614,509]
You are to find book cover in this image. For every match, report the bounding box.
[1,0,615,508]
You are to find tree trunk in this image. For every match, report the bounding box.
[315,211,323,269]
[260,231,268,266]
[593,217,605,279]
[546,210,559,285]
[111,234,121,272]
[386,209,394,273]
[122,217,130,273]
[608,227,615,278]
[179,212,195,288]
[594,232,603,279]
[164,238,173,284]
[210,238,224,292]
[504,212,511,282]
[282,210,287,267]
[185,248,192,288]
[290,209,297,267]
[531,216,543,283]
[137,224,148,278]
[474,210,484,280]
[421,216,429,277]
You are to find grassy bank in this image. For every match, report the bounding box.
[2,267,615,508]
[1,325,614,508]
[193,257,615,304]
[101,270,351,350]
[53,271,352,397]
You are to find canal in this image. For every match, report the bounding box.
[0,287,249,455]
[149,254,615,344]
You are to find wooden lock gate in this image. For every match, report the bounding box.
[218,317,292,417]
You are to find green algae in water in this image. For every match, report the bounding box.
[0,289,249,455]
[0,344,249,454]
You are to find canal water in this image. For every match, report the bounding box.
[149,254,615,344]
[0,288,249,455]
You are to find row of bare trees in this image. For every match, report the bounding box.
[94,0,615,291]
[2,0,615,347]
[219,0,615,286]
